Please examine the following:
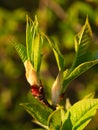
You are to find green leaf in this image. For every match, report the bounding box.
[13,42,27,62]
[26,15,43,72]
[42,33,64,71]
[83,92,95,99]
[48,107,65,130]
[26,15,39,64]
[26,15,34,61]
[62,18,98,91]
[70,17,92,72]
[48,108,61,130]
[20,103,53,127]
[52,41,64,71]
[63,60,98,91]
[33,33,43,72]
[62,99,98,130]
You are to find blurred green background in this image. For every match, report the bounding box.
[0,0,98,129]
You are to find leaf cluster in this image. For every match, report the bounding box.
[13,15,98,130]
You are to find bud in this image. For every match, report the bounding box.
[51,72,62,105]
[24,60,40,86]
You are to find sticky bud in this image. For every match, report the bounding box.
[51,72,62,105]
[24,60,40,86]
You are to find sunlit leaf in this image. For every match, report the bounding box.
[63,60,98,91]
[62,17,98,91]
[65,98,72,110]
[26,15,34,61]
[20,103,53,127]
[70,17,92,72]
[62,99,98,130]
[26,15,39,64]
[48,107,65,130]
[42,33,64,71]
[33,33,43,72]
[83,92,95,99]
[13,42,27,62]
[51,40,64,71]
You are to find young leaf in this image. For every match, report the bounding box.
[70,17,92,72]
[42,33,64,71]
[13,42,27,62]
[52,40,64,71]
[32,120,48,130]
[62,17,98,91]
[62,99,98,130]
[26,15,34,61]
[48,107,65,130]
[20,103,52,127]
[63,60,98,91]
[26,15,39,65]
[83,92,95,99]
[33,33,43,72]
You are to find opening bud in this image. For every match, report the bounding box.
[24,60,40,86]
[51,72,62,105]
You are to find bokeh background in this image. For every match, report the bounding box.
[0,0,98,129]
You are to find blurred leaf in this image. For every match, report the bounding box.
[83,92,95,99]
[13,42,27,62]
[62,99,98,130]
[65,98,72,110]
[20,103,53,127]
[63,60,98,90]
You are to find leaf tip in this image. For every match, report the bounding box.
[85,15,92,37]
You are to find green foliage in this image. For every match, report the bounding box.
[12,41,27,62]
[62,99,98,130]
[70,17,92,71]
[48,107,65,130]
[13,15,43,73]
[1,1,98,130]
[48,108,62,130]
[33,33,43,72]
[63,60,98,91]
[13,15,98,130]
[26,16,43,72]
[48,40,64,71]
[20,103,52,127]
[49,40,64,71]
[42,33,64,71]
[62,17,98,91]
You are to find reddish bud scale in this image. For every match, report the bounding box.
[31,84,44,99]
[31,84,55,110]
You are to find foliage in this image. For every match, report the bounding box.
[0,1,98,130]
[13,15,98,130]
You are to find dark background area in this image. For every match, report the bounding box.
[0,0,98,129]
